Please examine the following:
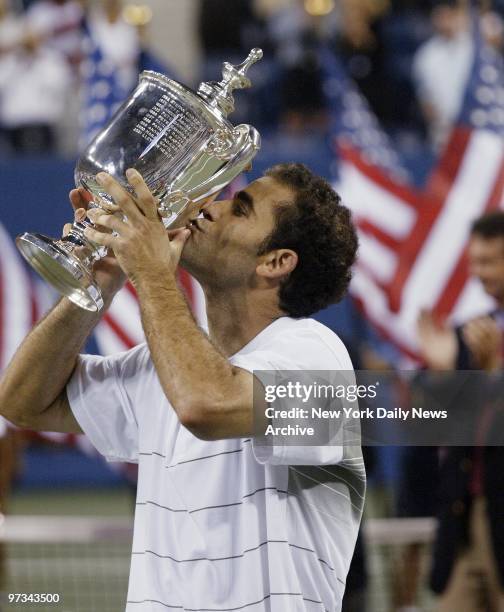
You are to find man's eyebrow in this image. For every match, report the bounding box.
[233,190,255,214]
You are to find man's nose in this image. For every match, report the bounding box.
[199,196,228,221]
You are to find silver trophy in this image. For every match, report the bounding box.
[16,49,263,311]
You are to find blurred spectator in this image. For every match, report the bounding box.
[394,446,439,612]
[417,211,504,611]
[279,47,327,134]
[0,29,72,154]
[199,0,260,58]
[25,0,84,69]
[481,10,504,53]
[330,0,424,141]
[197,0,272,128]
[23,0,84,154]
[85,0,140,97]
[0,0,24,55]
[257,0,333,133]
[335,1,388,74]
[260,0,331,66]
[413,0,472,149]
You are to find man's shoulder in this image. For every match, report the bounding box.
[79,342,151,375]
[239,317,353,371]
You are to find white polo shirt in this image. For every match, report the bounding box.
[68,317,365,612]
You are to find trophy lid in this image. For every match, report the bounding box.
[197,48,263,117]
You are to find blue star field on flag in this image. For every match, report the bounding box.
[318,45,411,183]
[458,12,504,137]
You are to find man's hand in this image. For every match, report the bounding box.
[417,309,457,370]
[462,316,502,371]
[66,187,126,302]
[81,170,190,289]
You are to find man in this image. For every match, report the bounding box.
[418,210,504,611]
[0,163,364,611]
[413,0,472,149]
[0,29,71,154]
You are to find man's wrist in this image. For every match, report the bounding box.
[60,296,106,325]
[134,269,179,300]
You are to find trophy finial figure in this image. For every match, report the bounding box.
[221,48,264,92]
[197,48,263,117]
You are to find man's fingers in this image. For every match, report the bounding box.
[417,309,431,331]
[69,189,89,212]
[63,223,73,237]
[126,168,159,220]
[417,309,445,337]
[74,208,87,223]
[83,226,115,249]
[473,317,498,334]
[87,209,129,236]
[463,325,486,350]
[96,172,143,221]
[464,318,498,344]
[170,228,191,258]
[167,228,189,240]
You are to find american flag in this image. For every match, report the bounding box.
[79,25,130,152]
[324,21,504,360]
[95,271,208,355]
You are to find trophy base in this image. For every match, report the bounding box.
[16,233,104,312]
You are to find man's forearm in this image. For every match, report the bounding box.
[136,275,244,436]
[0,298,102,427]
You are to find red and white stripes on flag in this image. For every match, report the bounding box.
[339,127,504,359]
[0,223,37,372]
[94,271,207,355]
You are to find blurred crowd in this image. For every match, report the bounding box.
[199,0,504,150]
[0,0,150,155]
[0,0,502,158]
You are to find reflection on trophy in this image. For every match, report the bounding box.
[16,49,263,312]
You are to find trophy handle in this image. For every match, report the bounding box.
[158,124,261,227]
[188,124,261,200]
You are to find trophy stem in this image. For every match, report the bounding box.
[64,219,107,269]
[16,223,105,312]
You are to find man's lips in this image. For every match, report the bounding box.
[187,212,208,233]
[186,218,202,233]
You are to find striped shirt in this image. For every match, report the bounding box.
[68,317,365,612]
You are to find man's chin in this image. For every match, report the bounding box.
[179,246,207,280]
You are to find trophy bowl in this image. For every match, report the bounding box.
[16,49,262,312]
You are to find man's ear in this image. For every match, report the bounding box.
[256,249,298,280]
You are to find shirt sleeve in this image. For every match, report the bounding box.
[67,344,150,463]
[230,326,352,467]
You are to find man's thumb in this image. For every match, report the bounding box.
[171,228,191,255]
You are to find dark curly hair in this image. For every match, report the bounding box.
[258,163,358,318]
[471,210,504,240]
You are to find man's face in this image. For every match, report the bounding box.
[180,176,295,289]
[468,235,504,303]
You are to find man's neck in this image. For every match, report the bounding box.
[204,288,284,358]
